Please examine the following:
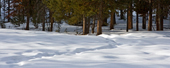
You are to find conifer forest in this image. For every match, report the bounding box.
[0,0,170,35]
[1,0,170,68]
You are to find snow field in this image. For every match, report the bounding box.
[0,29,170,68]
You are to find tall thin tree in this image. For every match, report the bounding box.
[136,12,139,31]
[96,0,103,35]
[25,0,31,30]
[3,0,6,22]
[91,16,96,33]
[148,0,152,31]
[83,15,87,35]
[7,0,10,22]
[128,0,133,29]
[110,12,116,30]
[142,14,146,29]
[0,0,2,22]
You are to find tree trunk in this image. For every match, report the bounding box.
[92,16,95,33]
[25,0,30,30]
[83,15,87,35]
[126,8,129,32]
[120,10,124,19]
[142,14,146,29]
[86,17,90,34]
[18,8,21,24]
[50,17,54,32]
[163,6,168,19]
[110,12,115,30]
[42,17,45,31]
[25,14,30,30]
[156,5,160,31]
[0,0,2,22]
[50,11,54,32]
[136,12,139,31]
[148,0,152,31]
[3,0,5,22]
[22,9,25,23]
[102,17,107,26]
[42,8,46,31]
[156,0,163,31]
[8,0,10,22]
[97,19,102,35]
[160,6,163,31]
[97,0,103,35]
[128,1,133,29]
[156,12,160,31]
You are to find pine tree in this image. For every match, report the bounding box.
[83,15,87,35]
[134,0,149,30]
[136,12,139,31]
[50,11,54,32]
[7,0,10,22]
[45,0,120,35]
[3,0,6,22]
[142,14,146,29]
[110,12,115,30]
[91,16,96,33]
[148,0,152,31]
[42,7,46,31]
[127,0,133,29]
[120,10,125,19]
[0,0,2,22]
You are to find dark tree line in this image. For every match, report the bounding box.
[0,0,170,35]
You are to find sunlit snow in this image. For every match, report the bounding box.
[0,29,170,68]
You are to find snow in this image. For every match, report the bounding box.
[1,11,170,68]
[0,29,170,68]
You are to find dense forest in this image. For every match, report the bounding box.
[0,0,170,35]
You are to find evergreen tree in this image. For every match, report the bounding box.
[0,0,2,22]
[127,0,133,29]
[148,0,153,31]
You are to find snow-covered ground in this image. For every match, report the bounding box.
[0,29,170,68]
[1,12,170,68]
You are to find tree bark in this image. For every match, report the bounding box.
[42,8,46,31]
[22,9,25,23]
[102,17,107,26]
[50,16,54,32]
[136,12,139,31]
[97,19,102,35]
[156,5,160,31]
[25,13,30,30]
[50,11,54,32]
[126,8,129,32]
[142,14,146,29]
[86,17,90,34]
[25,0,30,30]
[8,0,10,22]
[160,6,163,31]
[97,0,103,35]
[163,6,168,19]
[156,12,160,31]
[128,1,133,29]
[120,10,124,19]
[3,0,6,22]
[148,0,152,31]
[83,15,87,35]
[0,0,2,22]
[110,12,115,30]
[92,16,95,33]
